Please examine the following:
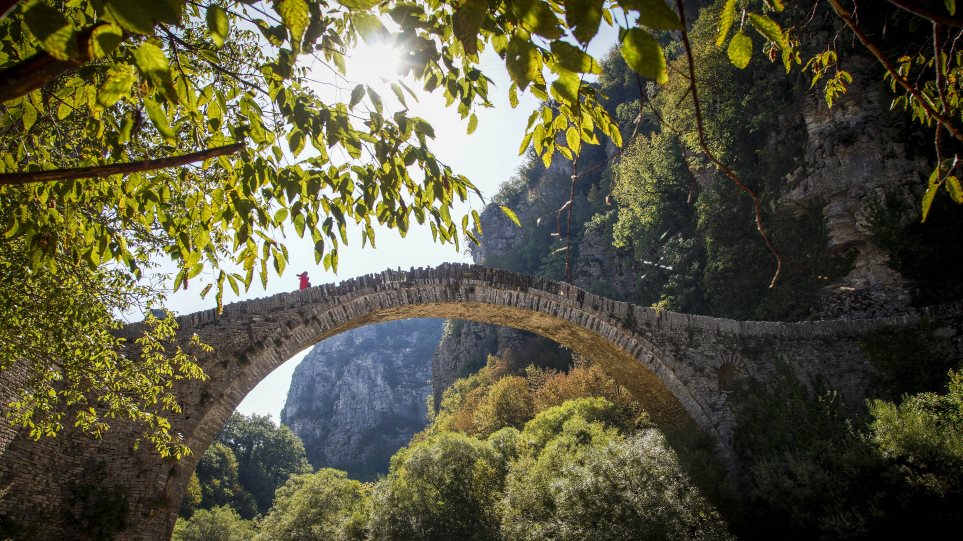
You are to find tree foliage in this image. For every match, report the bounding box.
[368,431,507,541]
[731,362,963,539]
[182,413,311,519]
[869,368,963,504]
[193,442,258,519]
[210,412,312,516]
[502,403,731,541]
[172,505,256,541]
[255,468,369,541]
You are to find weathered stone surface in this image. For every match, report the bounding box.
[1,263,960,540]
[778,56,926,316]
[282,319,441,480]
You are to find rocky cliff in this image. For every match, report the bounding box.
[432,149,630,406]
[281,319,442,480]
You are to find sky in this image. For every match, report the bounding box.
[156,24,622,421]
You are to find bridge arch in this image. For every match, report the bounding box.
[2,263,946,540]
[181,263,715,459]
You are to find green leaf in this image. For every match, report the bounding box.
[947,0,956,16]
[349,84,365,108]
[921,182,939,223]
[102,0,182,35]
[89,23,124,59]
[21,102,37,131]
[518,131,533,155]
[367,85,383,114]
[716,0,737,46]
[97,64,135,109]
[550,70,580,106]
[391,82,407,107]
[339,0,380,9]
[510,0,563,39]
[748,13,787,49]
[133,42,178,102]
[23,1,77,61]
[500,205,521,227]
[275,0,309,54]
[727,32,752,69]
[946,176,963,204]
[564,0,603,44]
[144,97,176,142]
[630,0,682,30]
[565,126,581,155]
[467,113,478,135]
[353,12,386,45]
[620,28,667,84]
[119,111,135,144]
[453,0,487,55]
[293,213,306,237]
[206,5,229,48]
[550,41,601,74]
[506,37,540,90]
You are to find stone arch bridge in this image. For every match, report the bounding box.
[1,263,959,540]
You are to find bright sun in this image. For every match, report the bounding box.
[345,41,402,88]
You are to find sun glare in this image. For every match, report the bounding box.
[346,41,402,88]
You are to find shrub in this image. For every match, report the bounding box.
[255,469,369,541]
[172,506,255,541]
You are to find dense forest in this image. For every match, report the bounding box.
[174,1,963,540]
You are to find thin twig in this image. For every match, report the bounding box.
[0,143,245,186]
[886,0,963,28]
[0,0,20,20]
[674,0,782,287]
[564,160,578,282]
[828,0,963,143]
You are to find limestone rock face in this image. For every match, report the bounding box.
[572,216,639,300]
[281,319,442,480]
[431,163,624,406]
[430,320,570,408]
[778,56,924,317]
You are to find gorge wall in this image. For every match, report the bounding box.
[281,319,442,480]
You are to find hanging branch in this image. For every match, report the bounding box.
[886,0,963,28]
[0,0,21,20]
[0,143,245,186]
[827,0,963,143]
[0,23,114,103]
[674,0,783,288]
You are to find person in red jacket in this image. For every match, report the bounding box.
[297,271,311,289]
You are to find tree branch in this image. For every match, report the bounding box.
[0,24,106,103]
[674,0,783,288]
[828,0,963,143]
[0,52,82,103]
[886,0,963,28]
[0,0,22,20]
[0,143,245,186]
